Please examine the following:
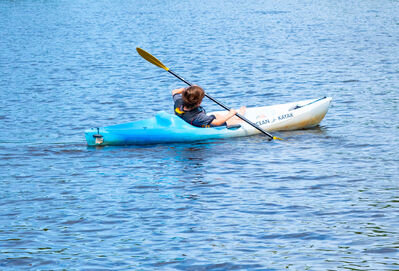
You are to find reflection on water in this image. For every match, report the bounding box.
[279,126,328,138]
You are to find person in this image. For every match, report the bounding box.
[172,85,245,128]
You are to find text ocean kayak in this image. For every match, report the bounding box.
[85,97,332,146]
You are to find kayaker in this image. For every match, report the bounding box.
[172,85,245,128]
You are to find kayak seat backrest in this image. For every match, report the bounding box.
[155,111,193,128]
[155,112,173,127]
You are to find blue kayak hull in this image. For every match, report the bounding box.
[85,112,244,146]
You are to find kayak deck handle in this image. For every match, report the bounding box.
[93,128,104,144]
[227,124,241,130]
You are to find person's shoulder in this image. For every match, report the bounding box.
[173,93,182,101]
[173,93,182,98]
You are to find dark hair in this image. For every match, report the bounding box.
[182,85,205,108]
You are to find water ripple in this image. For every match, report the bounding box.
[1,0,398,270]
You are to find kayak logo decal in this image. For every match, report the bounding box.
[278,113,293,120]
[255,113,294,126]
[256,119,271,126]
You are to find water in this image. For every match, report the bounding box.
[1,0,398,270]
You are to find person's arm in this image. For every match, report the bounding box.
[172,87,185,96]
[211,109,237,126]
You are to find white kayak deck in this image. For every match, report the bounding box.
[210,97,332,133]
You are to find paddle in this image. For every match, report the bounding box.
[136,47,282,141]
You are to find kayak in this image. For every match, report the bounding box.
[85,97,332,146]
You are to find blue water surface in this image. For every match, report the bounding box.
[0,0,398,270]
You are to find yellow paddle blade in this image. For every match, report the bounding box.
[273,136,284,141]
[136,47,169,71]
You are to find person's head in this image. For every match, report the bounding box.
[182,85,205,108]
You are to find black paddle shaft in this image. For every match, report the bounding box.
[168,69,274,140]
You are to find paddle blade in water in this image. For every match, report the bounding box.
[136,47,169,71]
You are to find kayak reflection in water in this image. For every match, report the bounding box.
[172,85,246,128]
